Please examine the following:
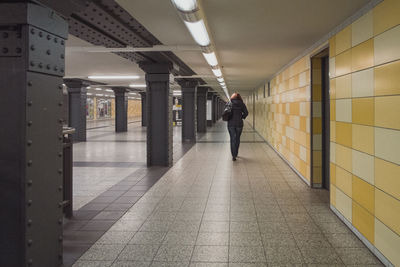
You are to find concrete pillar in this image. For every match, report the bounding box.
[207,92,214,127]
[113,87,128,132]
[197,87,208,133]
[64,79,88,142]
[139,92,147,127]
[179,80,198,142]
[139,62,173,166]
[0,3,67,266]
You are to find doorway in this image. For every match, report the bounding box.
[311,48,330,190]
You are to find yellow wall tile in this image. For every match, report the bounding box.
[374,60,400,96]
[336,99,352,123]
[374,25,400,65]
[335,50,352,76]
[329,36,336,58]
[373,0,400,35]
[330,100,336,121]
[352,201,375,243]
[336,25,352,55]
[352,68,374,98]
[352,10,373,47]
[375,158,400,201]
[331,163,336,185]
[335,74,352,99]
[352,39,374,72]
[352,97,374,126]
[331,184,336,207]
[352,124,374,155]
[375,95,400,130]
[336,186,352,222]
[336,122,352,148]
[330,78,336,99]
[375,189,400,235]
[375,218,400,267]
[336,166,352,197]
[329,57,336,78]
[352,175,375,214]
[352,150,375,185]
[336,144,352,173]
[330,142,336,164]
[330,121,336,142]
[375,127,400,165]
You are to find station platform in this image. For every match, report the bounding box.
[65,121,382,267]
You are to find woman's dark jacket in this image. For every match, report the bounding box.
[228,99,248,127]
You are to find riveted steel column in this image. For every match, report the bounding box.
[139,92,147,127]
[113,87,128,132]
[64,79,88,142]
[140,62,173,166]
[0,2,67,266]
[196,87,208,133]
[179,80,198,142]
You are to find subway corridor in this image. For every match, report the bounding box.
[71,122,382,267]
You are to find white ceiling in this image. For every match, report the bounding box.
[65,35,146,86]
[116,0,371,95]
[66,0,372,96]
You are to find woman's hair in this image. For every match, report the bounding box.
[230,92,242,101]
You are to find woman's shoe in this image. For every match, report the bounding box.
[232,157,236,161]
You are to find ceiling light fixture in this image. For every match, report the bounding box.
[171,0,197,12]
[211,68,222,77]
[202,51,218,67]
[105,89,113,92]
[129,84,146,88]
[95,88,102,91]
[184,20,210,47]
[88,75,140,80]
[171,0,229,99]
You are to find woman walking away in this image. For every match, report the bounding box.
[226,93,248,161]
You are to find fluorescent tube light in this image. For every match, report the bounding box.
[88,75,140,79]
[184,20,210,47]
[219,82,226,87]
[96,94,104,96]
[202,52,218,66]
[105,89,113,92]
[129,84,146,88]
[87,93,93,96]
[95,88,102,91]
[212,68,222,77]
[171,0,197,12]
[217,77,224,83]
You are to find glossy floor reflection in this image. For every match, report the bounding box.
[72,121,382,267]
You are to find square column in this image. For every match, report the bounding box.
[139,92,147,127]
[113,87,128,132]
[0,2,67,266]
[140,62,173,166]
[64,79,88,142]
[197,87,208,133]
[207,92,214,126]
[212,94,217,124]
[179,80,198,142]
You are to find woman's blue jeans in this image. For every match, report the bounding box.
[228,127,243,158]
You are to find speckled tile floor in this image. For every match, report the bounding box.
[69,121,383,267]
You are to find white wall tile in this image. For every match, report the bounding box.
[352,149,375,185]
[352,68,374,97]
[375,127,400,165]
[352,10,373,46]
[336,99,352,123]
[374,25,400,65]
